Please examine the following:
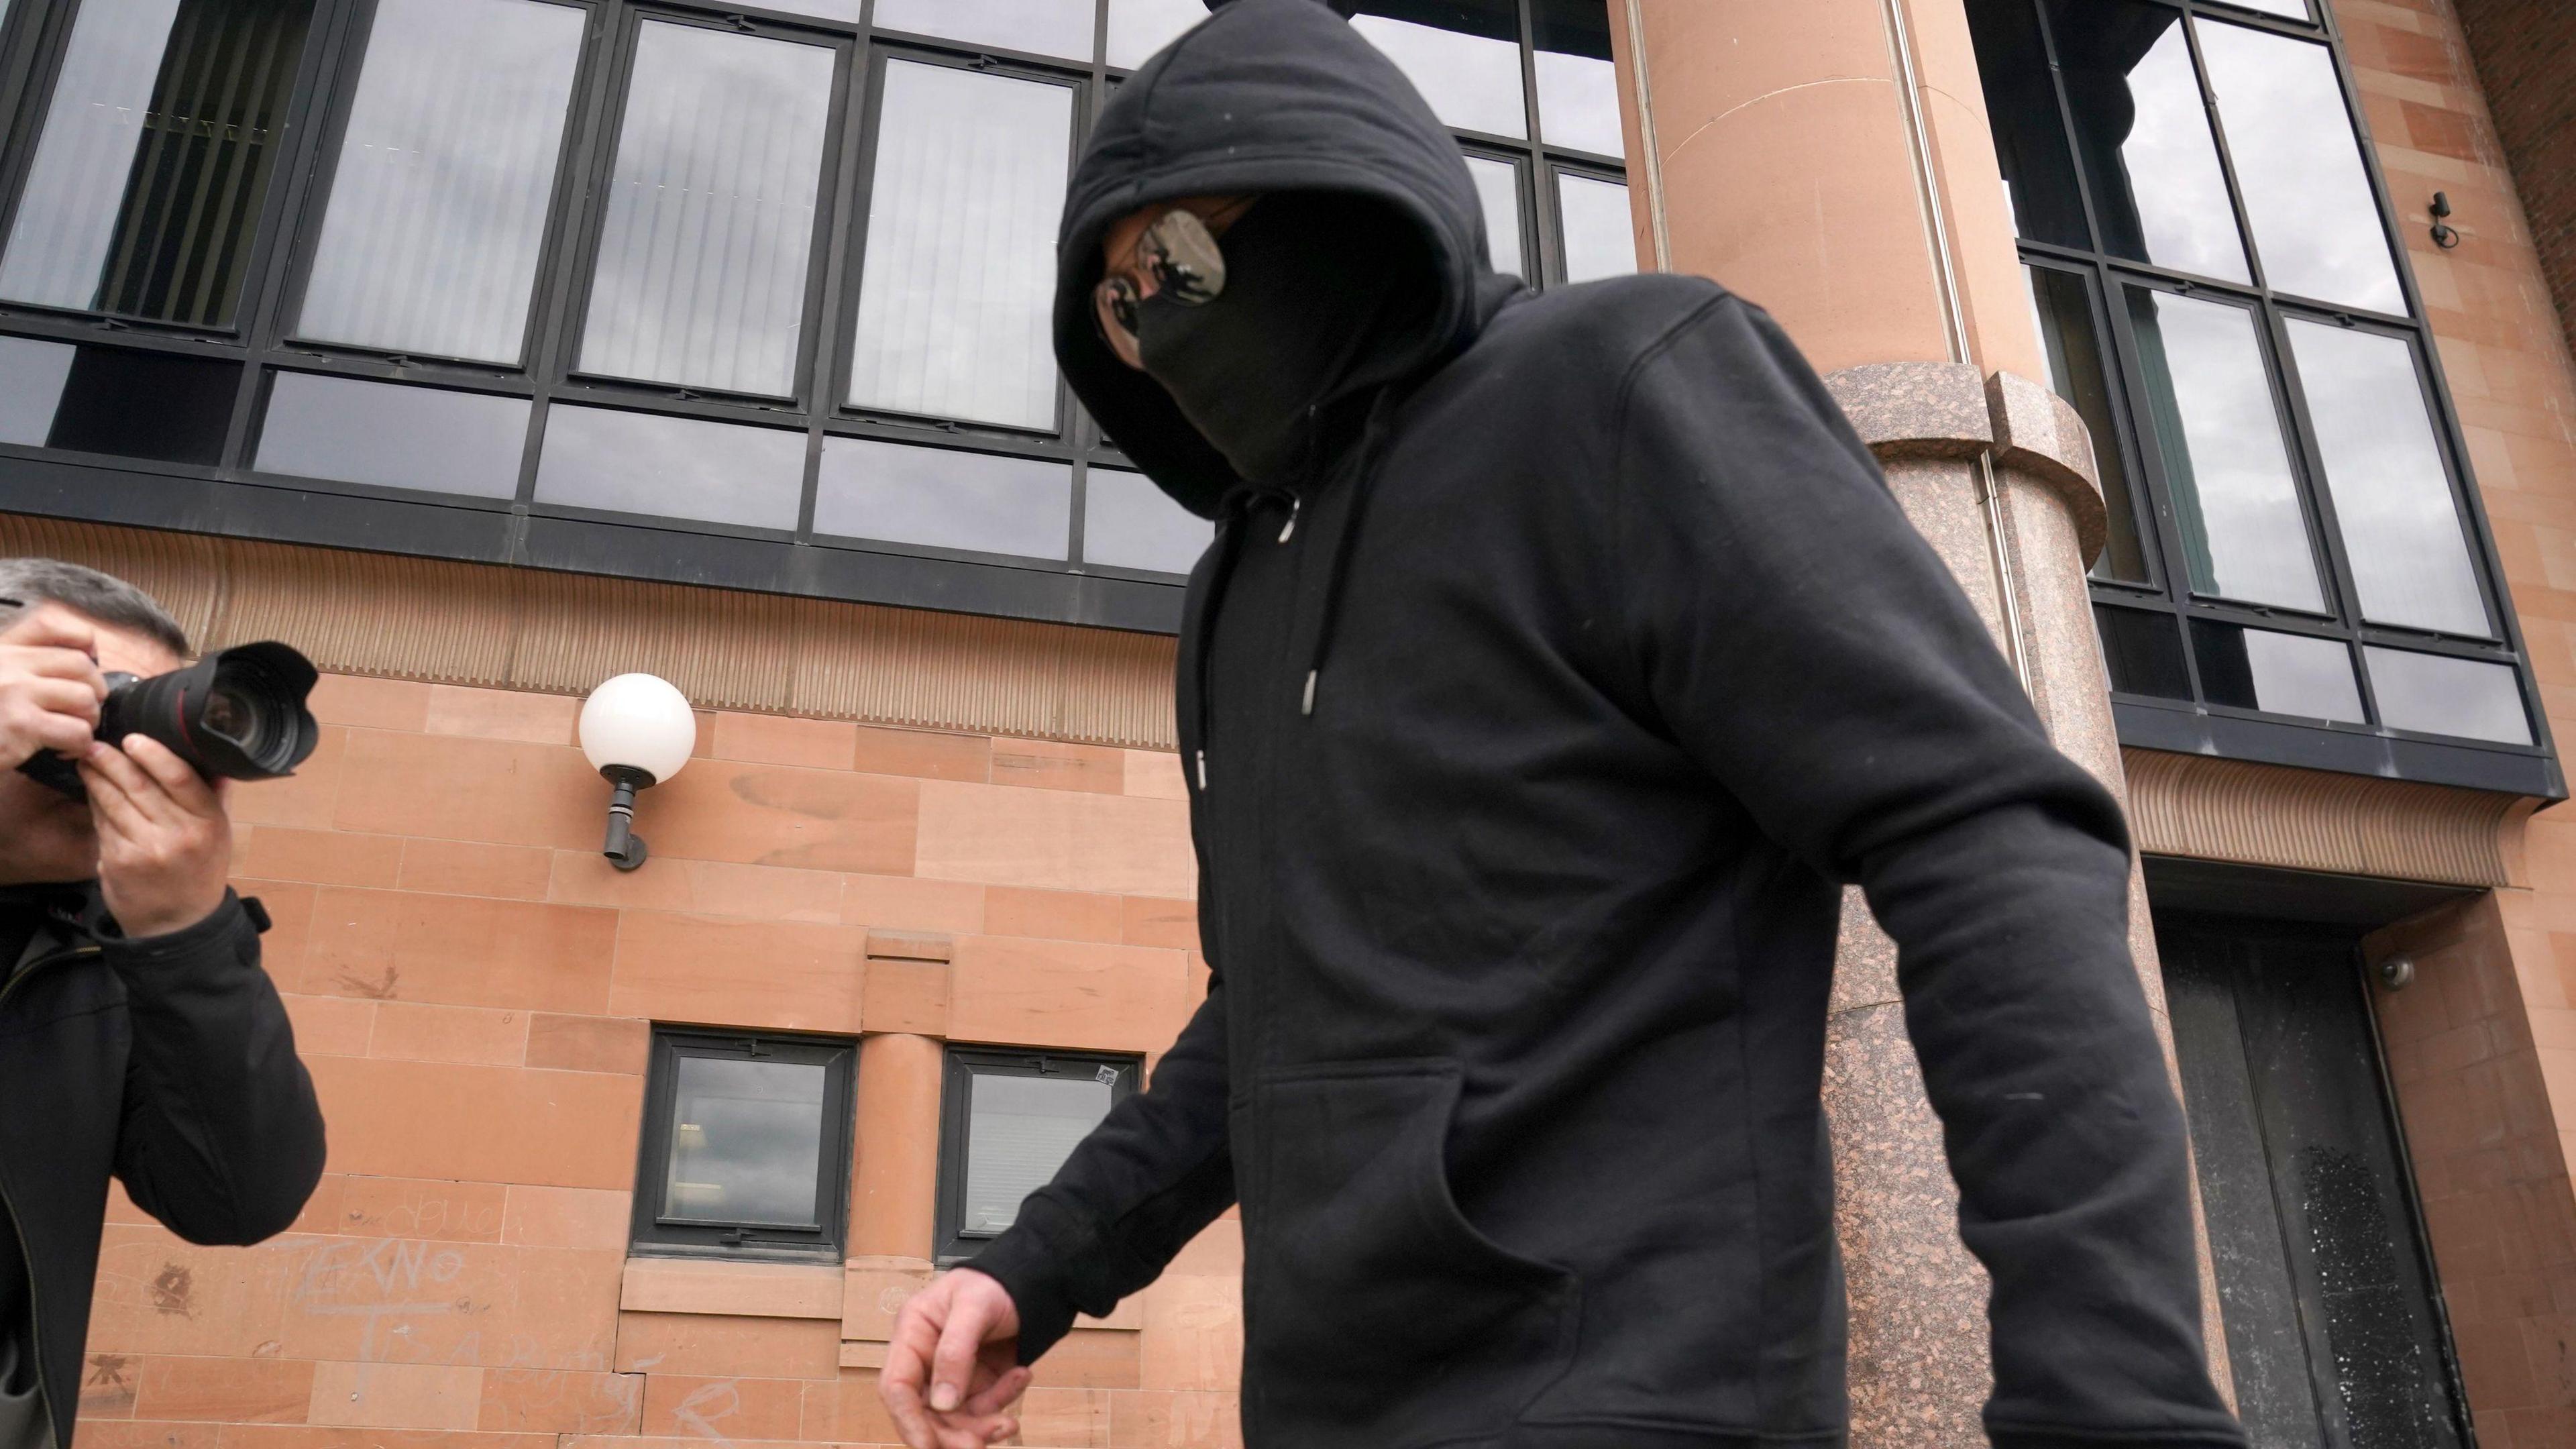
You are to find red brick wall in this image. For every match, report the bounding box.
[2443,0,2576,344]
[78,671,1243,1449]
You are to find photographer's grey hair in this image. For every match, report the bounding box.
[0,558,191,657]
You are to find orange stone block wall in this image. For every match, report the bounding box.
[2344,0,2576,1442]
[75,670,1243,1449]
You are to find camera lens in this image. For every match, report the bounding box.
[199,683,268,755]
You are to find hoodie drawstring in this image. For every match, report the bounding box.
[1188,490,1261,792]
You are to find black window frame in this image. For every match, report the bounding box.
[1970,0,2561,799]
[631,1024,857,1261]
[0,0,1627,635]
[934,1044,1140,1267]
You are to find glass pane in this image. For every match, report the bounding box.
[258,372,529,498]
[663,1055,826,1226]
[2046,0,2249,283]
[16,341,237,464]
[534,405,806,529]
[2126,288,2324,611]
[962,1072,1112,1235]
[815,439,1070,559]
[1350,2,1525,140]
[1558,172,1635,283]
[2223,0,2309,16]
[1466,156,1525,279]
[0,0,314,327]
[2192,621,2363,722]
[2026,266,2149,582]
[2196,22,2404,315]
[2366,648,2532,745]
[0,336,75,447]
[2095,606,2190,699]
[1532,0,1621,156]
[1085,468,1214,574]
[578,23,836,397]
[847,62,1071,431]
[1965,0,2088,251]
[2286,321,2488,637]
[297,0,585,364]
[871,0,1091,62]
[1108,0,1208,70]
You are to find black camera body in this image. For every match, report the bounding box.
[17,641,322,800]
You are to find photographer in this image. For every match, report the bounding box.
[0,558,325,1449]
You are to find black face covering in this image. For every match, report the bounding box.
[1134,192,1424,487]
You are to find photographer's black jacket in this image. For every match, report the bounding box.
[969,1,2243,1446]
[0,888,324,1448]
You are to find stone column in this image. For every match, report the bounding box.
[1607,1,2227,1442]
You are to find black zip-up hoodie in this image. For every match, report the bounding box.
[967,3,2244,1446]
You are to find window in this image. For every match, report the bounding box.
[936,1047,1137,1265]
[0,0,1629,635]
[632,1027,855,1259]
[1966,0,2551,795]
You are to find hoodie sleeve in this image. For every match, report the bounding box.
[1609,292,2241,1447]
[963,968,1236,1364]
[109,892,328,1246]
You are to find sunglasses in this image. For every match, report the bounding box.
[1093,199,1254,369]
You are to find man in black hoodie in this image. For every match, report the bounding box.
[0,559,327,1449]
[880,3,2244,1447]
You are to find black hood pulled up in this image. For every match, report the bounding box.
[1053,0,1497,518]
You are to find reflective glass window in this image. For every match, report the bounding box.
[578,23,837,398]
[1966,0,2088,250]
[816,439,1071,560]
[1557,172,1635,283]
[1532,0,1621,156]
[871,0,1093,62]
[2286,321,2488,637]
[2096,605,2190,699]
[0,0,313,326]
[767,0,862,20]
[661,1056,828,1226]
[297,0,586,364]
[2196,21,2405,315]
[2192,621,2364,723]
[1085,468,1214,574]
[2027,265,2148,582]
[1350,1,1525,140]
[258,372,529,498]
[1466,156,1525,278]
[2046,0,2248,284]
[1108,0,1208,69]
[2125,288,2322,611]
[847,62,1071,432]
[0,337,76,447]
[534,405,807,529]
[2365,648,2530,745]
[2224,0,2308,16]
[961,1073,1113,1236]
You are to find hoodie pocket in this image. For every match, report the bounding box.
[1244,1061,1576,1446]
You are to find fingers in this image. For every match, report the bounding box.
[880,1291,945,1448]
[929,1293,995,1413]
[10,677,103,755]
[78,746,152,845]
[1,606,97,655]
[122,735,220,818]
[961,1366,1030,1419]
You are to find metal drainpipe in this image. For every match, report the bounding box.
[1878,0,2035,698]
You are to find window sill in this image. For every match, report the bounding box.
[621,1256,847,1320]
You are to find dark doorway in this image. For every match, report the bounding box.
[2157,912,2473,1449]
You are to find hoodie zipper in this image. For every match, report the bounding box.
[0,940,101,1448]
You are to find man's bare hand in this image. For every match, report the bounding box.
[0,607,105,772]
[879,1268,1030,1449]
[81,735,231,938]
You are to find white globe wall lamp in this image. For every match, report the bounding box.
[578,673,696,871]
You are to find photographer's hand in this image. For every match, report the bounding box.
[0,605,107,771]
[80,735,233,939]
[880,1268,1028,1449]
